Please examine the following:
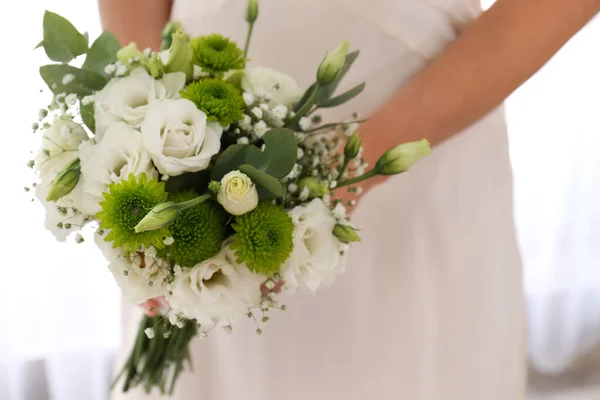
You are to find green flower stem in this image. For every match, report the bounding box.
[177,193,211,211]
[338,158,351,181]
[285,85,320,128]
[333,168,378,190]
[243,22,254,59]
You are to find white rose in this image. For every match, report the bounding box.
[95,233,168,304]
[93,68,186,139]
[79,122,157,215]
[34,118,94,241]
[217,170,259,216]
[167,246,264,326]
[241,67,303,107]
[141,99,223,176]
[280,198,348,293]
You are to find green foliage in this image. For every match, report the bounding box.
[82,31,120,75]
[80,100,95,133]
[40,64,108,97]
[261,129,297,178]
[238,164,283,197]
[42,11,88,63]
[230,202,294,275]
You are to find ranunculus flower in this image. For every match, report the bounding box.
[217,170,259,216]
[167,246,264,327]
[280,198,348,293]
[241,67,303,107]
[141,99,222,176]
[93,68,186,139]
[79,122,157,215]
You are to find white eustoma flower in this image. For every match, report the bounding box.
[141,99,223,176]
[95,233,168,304]
[241,67,303,107]
[34,118,93,241]
[93,68,186,139]
[217,170,259,216]
[167,246,265,327]
[280,198,348,293]
[79,122,157,215]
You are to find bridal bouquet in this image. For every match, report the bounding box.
[28,1,430,395]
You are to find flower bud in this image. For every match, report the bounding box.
[298,177,329,198]
[317,41,350,84]
[332,224,360,244]
[148,53,165,79]
[246,0,259,23]
[46,158,80,202]
[134,201,179,233]
[165,30,193,81]
[217,170,259,216]
[161,21,184,51]
[117,42,149,70]
[375,139,431,176]
[344,132,361,160]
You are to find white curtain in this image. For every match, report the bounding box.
[0,1,121,399]
[507,14,600,374]
[0,0,599,399]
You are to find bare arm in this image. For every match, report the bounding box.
[97,0,173,50]
[360,0,599,170]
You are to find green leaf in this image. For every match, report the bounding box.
[262,128,297,178]
[83,32,90,47]
[315,50,360,104]
[80,101,95,133]
[34,40,44,50]
[43,11,88,63]
[211,145,264,181]
[317,82,365,108]
[303,119,368,134]
[40,64,108,97]
[293,82,317,113]
[164,170,212,194]
[82,31,121,75]
[239,164,283,198]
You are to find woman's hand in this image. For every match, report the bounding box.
[139,296,169,317]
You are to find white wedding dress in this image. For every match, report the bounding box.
[113,0,526,399]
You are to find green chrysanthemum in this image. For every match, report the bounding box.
[191,34,246,75]
[230,202,294,275]
[97,174,170,252]
[180,79,245,125]
[160,191,228,268]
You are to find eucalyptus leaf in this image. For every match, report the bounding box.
[165,170,212,194]
[82,31,120,75]
[314,50,360,104]
[211,145,264,181]
[80,101,95,133]
[43,11,88,63]
[239,164,283,197]
[317,82,365,108]
[262,128,297,178]
[40,64,108,97]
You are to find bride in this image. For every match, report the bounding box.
[99,0,600,399]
